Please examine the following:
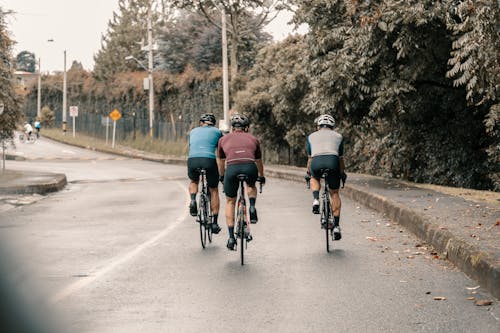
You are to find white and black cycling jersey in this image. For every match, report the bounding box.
[307,129,344,157]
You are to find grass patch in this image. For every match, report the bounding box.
[42,128,188,157]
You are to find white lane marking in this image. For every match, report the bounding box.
[48,181,190,304]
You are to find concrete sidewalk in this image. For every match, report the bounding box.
[0,169,67,195]
[2,141,499,299]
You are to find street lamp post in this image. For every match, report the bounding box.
[62,50,67,134]
[126,55,154,138]
[0,100,5,172]
[37,58,41,119]
[221,7,230,131]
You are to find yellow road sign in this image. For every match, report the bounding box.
[109,109,121,121]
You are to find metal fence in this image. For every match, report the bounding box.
[54,112,191,142]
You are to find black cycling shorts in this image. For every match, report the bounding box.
[311,155,341,190]
[224,163,258,198]
[187,157,219,188]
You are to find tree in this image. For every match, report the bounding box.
[40,106,55,127]
[93,0,163,80]
[171,0,282,79]
[238,0,498,189]
[235,35,311,162]
[156,10,222,73]
[0,8,22,142]
[15,50,36,73]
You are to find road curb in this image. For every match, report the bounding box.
[0,173,67,195]
[267,168,500,299]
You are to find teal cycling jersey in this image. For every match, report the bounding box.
[188,126,223,159]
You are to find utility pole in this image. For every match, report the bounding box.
[37,58,41,119]
[147,5,154,138]
[221,7,230,130]
[62,50,67,134]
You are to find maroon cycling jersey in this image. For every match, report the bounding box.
[218,131,262,165]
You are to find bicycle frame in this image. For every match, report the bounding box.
[320,171,333,252]
[235,175,250,265]
[197,169,212,248]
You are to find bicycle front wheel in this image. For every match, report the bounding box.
[206,195,213,243]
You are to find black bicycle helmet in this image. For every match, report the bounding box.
[230,113,250,128]
[200,113,216,125]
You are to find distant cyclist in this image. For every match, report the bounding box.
[306,114,346,240]
[34,120,41,138]
[217,113,265,250]
[187,113,223,234]
[23,122,33,137]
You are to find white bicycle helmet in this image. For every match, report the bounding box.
[315,114,335,128]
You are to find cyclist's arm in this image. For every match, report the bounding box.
[306,156,312,174]
[216,153,225,176]
[339,138,345,174]
[255,159,264,177]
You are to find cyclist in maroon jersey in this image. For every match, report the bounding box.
[217,114,265,250]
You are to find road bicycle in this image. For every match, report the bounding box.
[19,132,37,144]
[234,174,263,265]
[305,169,340,253]
[196,168,212,248]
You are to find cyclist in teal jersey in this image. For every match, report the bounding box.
[188,113,223,234]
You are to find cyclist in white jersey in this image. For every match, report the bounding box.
[306,114,346,240]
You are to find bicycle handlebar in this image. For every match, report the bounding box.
[304,174,311,189]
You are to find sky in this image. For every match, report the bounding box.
[2,0,305,72]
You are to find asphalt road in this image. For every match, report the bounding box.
[1,137,498,332]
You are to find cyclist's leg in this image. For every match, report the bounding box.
[223,165,239,249]
[326,155,342,239]
[187,158,201,216]
[205,158,220,227]
[310,156,325,214]
[239,163,259,223]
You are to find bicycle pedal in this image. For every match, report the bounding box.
[246,234,253,242]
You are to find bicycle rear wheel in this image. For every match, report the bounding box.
[27,134,37,143]
[322,200,330,253]
[238,203,245,265]
[198,194,207,248]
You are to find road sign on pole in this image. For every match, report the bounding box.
[69,106,78,137]
[109,109,121,121]
[109,109,121,148]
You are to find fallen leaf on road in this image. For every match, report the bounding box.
[495,221,499,226]
[366,236,377,241]
[407,256,415,259]
[433,297,446,301]
[474,300,493,306]
[413,252,424,255]
[467,297,475,301]
[466,286,480,290]
[425,291,431,295]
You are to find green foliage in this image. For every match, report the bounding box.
[235,0,498,190]
[93,0,163,81]
[235,35,312,161]
[171,0,280,78]
[15,50,36,73]
[156,10,222,73]
[40,106,55,127]
[0,8,22,142]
